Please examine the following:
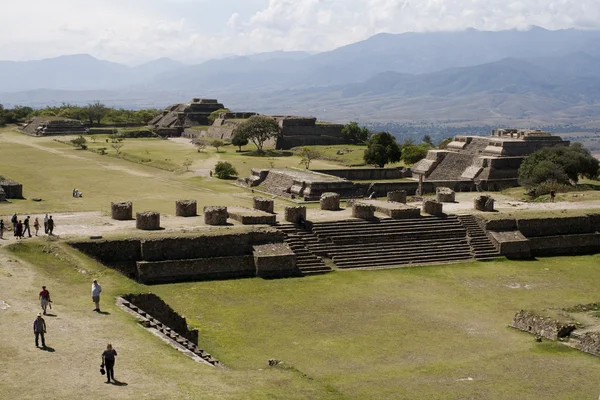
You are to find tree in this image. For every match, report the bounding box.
[298,147,321,169]
[401,144,429,165]
[183,159,193,171]
[211,139,225,153]
[208,108,231,124]
[70,135,88,150]
[422,135,434,146]
[195,141,207,152]
[109,135,125,156]
[341,122,371,144]
[363,132,402,168]
[0,104,5,126]
[231,133,249,152]
[234,116,280,153]
[518,143,599,187]
[86,101,108,125]
[214,161,238,179]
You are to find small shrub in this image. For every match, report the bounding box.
[214,161,238,179]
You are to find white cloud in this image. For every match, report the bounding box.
[0,0,598,63]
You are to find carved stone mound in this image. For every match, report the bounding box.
[436,187,456,203]
[474,195,495,212]
[387,190,407,204]
[352,203,376,220]
[136,211,161,230]
[176,200,197,217]
[204,206,228,226]
[111,201,133,220]
[253,197,274,214]
[284,206,306,223]
[423,200,443,216]
[320,192,340,211]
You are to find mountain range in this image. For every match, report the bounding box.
[1,27,600,125]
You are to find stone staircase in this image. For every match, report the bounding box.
[307,216,475,269]
[457,214,502,260]
[275,224,333,275]
[426,152,477,181]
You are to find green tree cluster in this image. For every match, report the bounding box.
[518,143,599,187]
[231,133,249,152]
[214,161,238,179]
[233,116,280,153]
[341,122,371,144]
[363,132,402,167]
[28,102,159,125]
[0,104,34,126]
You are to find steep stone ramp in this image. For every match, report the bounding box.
[426,152,477,181]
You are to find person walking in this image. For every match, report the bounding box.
[92,279,102,312]
[43,214,49,234]
[39,286,51,315]
[14,220,23,239]
[0,219,4,240]
[550,190,556,203]
[11,213,18,235]
[33,217,40,236]
[101,344,118,383]
[33,313,47,348]
[23,216,32,238]
[47,216,54,236]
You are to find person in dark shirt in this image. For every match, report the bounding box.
[23,216,32,238]
[47,216,55,236]
[15,220,23,239]
[33,313,47,348]
[101,343,118,383]
[39,286,51,315]
[0,219,4,240]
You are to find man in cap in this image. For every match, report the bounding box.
[33,313,47,348]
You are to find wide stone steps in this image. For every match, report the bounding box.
[309,237,470,256]
[458,215,502,260]
[318,229,468,245]
[334,251,474,269]
[327,242,471,259]
[276,224,333,275]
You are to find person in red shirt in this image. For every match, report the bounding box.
[39,286,51,315]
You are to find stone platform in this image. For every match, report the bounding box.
[228,207,277,225]
[359,200,421,219]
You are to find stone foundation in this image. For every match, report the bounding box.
[228,207,277,225]
[111,201,133,220]
[176,200,197,217]
[352,203,375,220]
[578,332,600,357]
[510,310,576,340]
[361,200,420,219]
[253,243,299,278]
[0,180,23,199]
[436,187,456,203]
[204,206,228,226]
[136,212,161,230]
[284,206,306,223]
[320,192,341,211]
[253,197,274,214]
[474,195,495,212]
[387,190,407,204]
[423,200,443,216]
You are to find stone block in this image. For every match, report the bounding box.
[0,179,23,199]
[284,206,306,223]
[253,243,299,278]
[253,197,275,214]
[423,200,443,216]
[352,203,375,220]
[387,190,407,204]
[176,200,197,217]
[320,192,340,211]
[111,201,133,220]
[204,206,228,226]
[136,212,161,230]
[436,187,456,203]
[474,195,495,212]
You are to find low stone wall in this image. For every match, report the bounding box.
[488,231,531,259]
[517,216,593,237]
[136,212,161,230]
[352,203,375,220]
[70,238,142,276]
[253,243,299,278]
[228,208,277,225]
[312,168,408,181]
[320,192,340,211]
[436,187,455,203]
[284,206,306,223]
[176,200,197,217]
[253,197,274,214]
[137,256,255,284]
[0,180,23,199]
[387,190,407,204]
[577,332,600,357]
[484,218,518,232]
[122,293,198,344]
[111,201,133,220]
[528,233,600,256]
[474,195,495,212]
[511,310,576,340]
[423,200,443,216]
[204,206,228,226]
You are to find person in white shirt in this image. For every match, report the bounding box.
[92,279,102,312]
[43,214,49,234]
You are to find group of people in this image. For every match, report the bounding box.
[33,279,118,383]
[72,188,83,198]
[0,213,55,239]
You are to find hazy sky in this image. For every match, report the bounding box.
[1,0,599,64]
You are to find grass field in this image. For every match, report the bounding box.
[3,240,600,399]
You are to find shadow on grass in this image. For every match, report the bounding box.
[245,150,294,157]
[111,380,128,386]
[44,313,57,317]
[40,346,55,352]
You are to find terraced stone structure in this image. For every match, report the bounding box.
[413,129,569,191]
[176,200,197,217]
[387,190,407,203]
[436,187,455,203]
[320,192,341,211]
[111,201,133,220]
[136,212,161,230]
[204,206,228,226]
[21,116,88,136]
[149,98,225,137]
[0,187,5,202]
[253,197,274,214]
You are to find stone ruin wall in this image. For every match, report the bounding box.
[578,332,600,357]
[312,168,410,181]
[176,200,197,217]
[0,179,23,199]
[511,310,577,340]
[320,192,341,211]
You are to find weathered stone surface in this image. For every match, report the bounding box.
[136,212,161,230]
[176,200,197,217]
[111,201,133,220]
[436,187,456,203]
[0,179,23,199]
[284,206,306,223]
[253,243,299,278]
[352,203,375,220]
[423,200,443,216]
[577,332,600,357]
[253,197,275,214]
[204,206,228,226]
[320,192,341,211]
[488,231,531,259]
[474,195,495,212]
[387,190,407,204]
[511,310,576,340]
[137,256,255,284]
[0,187,6,202]
[360,200,420,219]
[228,207,276,225]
